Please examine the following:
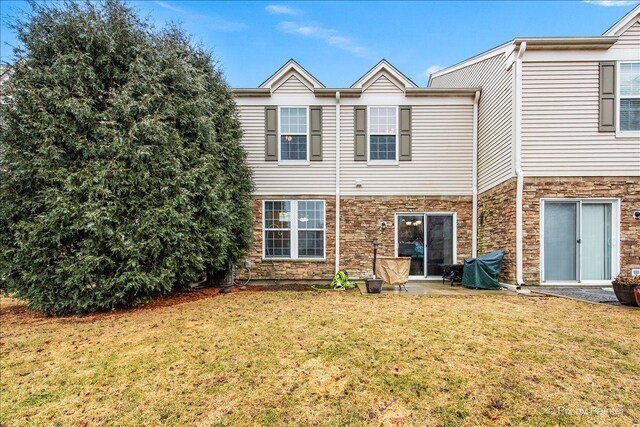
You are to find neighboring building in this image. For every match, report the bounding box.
[430,4,640,286]
[234,6,640,286]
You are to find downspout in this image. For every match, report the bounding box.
[335,91,341,273]
[514,42,526,286]
[472,90,480,258]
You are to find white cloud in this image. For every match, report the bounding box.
[278,22,369,57]
[583,1,638,6]
[155,2,247,32]
[155,1,185,13]
[266,5,300,15]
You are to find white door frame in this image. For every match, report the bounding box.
[540,198,620,286]
[395,212,457,280]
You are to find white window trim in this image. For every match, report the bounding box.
[539,198,620,286]
[616,61,640,138]
[367,105,399,165]
[262,199,326,261]
[278,106,310,164]
[394,212,457,280]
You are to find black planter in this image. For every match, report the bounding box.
[612,283,638,307]
[365,278,383,294]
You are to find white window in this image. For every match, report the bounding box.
[618,62,640,132]
[279,107,308,161]
[368,106,398,161]
[263,200,325,259]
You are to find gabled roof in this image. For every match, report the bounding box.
[350,59,418,89]
[233,59,479,97]
[259,59,325,90]
[430,4,638,85]
[603,3,640,36]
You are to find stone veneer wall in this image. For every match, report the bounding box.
[339,196,473,278]
[477,178,517,283]
[522,177,640,284]
[238,195,336,281]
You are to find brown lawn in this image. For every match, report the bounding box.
[1,288,639,426]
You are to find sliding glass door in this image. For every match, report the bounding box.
[542,200,616,284]
[396,213,455,278]
[543,202,578,281]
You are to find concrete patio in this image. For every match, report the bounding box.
[357,281,511,296]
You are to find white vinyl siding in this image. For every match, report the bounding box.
[430,54,515,193]
[521,61,640,176]
[340,104,474,195]
[611,20,640,49]
[364,75,404,94]
[273,74,313,94]
[237,105,336,195]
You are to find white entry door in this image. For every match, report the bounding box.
[542,199,618,284]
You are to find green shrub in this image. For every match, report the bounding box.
[0,1,253,314]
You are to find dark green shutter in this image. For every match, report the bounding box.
[265,106,278,161]
[399,106,412,161]
[599,62,616,132]
[310,106,323,161]
[354,106,367,161]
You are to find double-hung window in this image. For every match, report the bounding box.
[280,107,308,161]
[619,62,640,132]
[264,200,325,259]
[368,106,398,161]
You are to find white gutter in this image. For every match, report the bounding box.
[472,90,480,257]
[335,91,341,273]
[514,42,526,286]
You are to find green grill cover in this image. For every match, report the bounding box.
[462,250,505,290]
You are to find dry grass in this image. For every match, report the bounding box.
[1,289,639,426]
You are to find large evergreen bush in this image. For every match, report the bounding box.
[0,1,253,314]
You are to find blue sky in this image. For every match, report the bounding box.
[1,1,638,87]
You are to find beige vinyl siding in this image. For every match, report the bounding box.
[611,20,640,49]
[364,75,404,94]
[430,54,515,193]
[237,105,336,194]
[521,61,640,176]
[339,105,474,195]
[273,75,313,94]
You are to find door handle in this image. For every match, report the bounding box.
[577,239,582,244]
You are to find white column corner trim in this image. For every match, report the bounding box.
[335,91,341,274]
[514,42,526,286]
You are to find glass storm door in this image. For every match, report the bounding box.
[581,203,612,281]
[543,201,614,283]
[397,215,425,276]
[426,215,454,277]
[543,202,579,282]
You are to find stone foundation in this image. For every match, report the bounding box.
[522,176,640,284]
[477,178,517,283]
[339,196,473,278]
[240,195,473,281]
[238,177,639,284]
